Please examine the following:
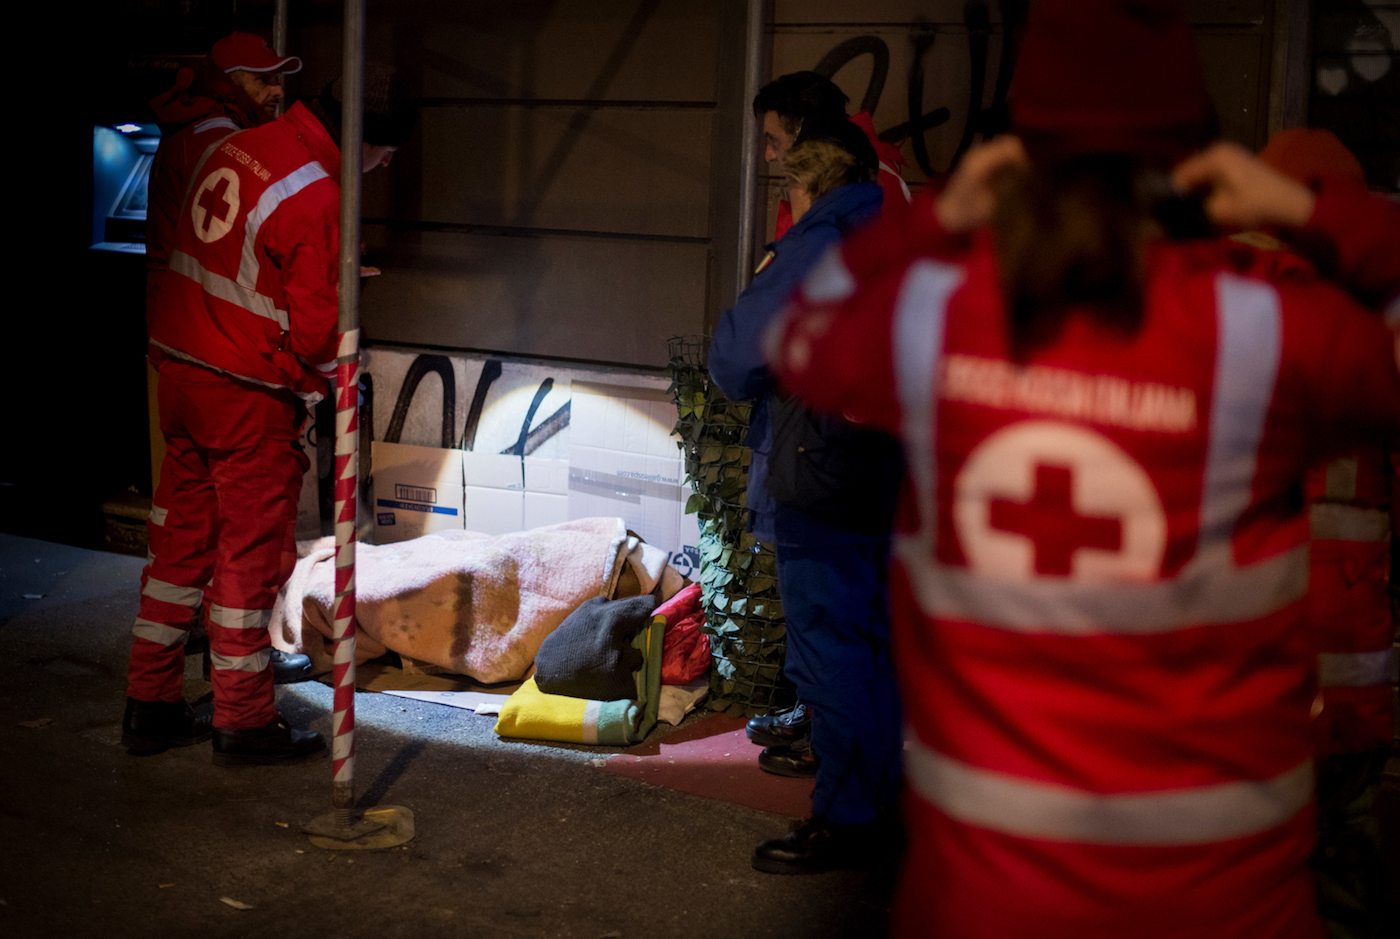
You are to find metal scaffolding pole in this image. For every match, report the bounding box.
[304,0,413,851]
[735,0,767,294]
[273,0,288,116]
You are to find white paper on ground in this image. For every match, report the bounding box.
[657,679,709,726]
[382,689,514,715]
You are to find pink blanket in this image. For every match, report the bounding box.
[270,518,632,683]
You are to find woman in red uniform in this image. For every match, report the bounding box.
[769,1,1400,936]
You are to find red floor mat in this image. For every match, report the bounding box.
[601,713,813,817]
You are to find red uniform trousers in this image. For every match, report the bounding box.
[127,360,307,730]
[1305,448,1395,756]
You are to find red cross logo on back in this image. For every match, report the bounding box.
[955,421,1166,583]
[990,464,1123,577]
[190,167,241,244]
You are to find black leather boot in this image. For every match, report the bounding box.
[758,739,820,778]
[203,649,314,684]
[752,816,894,875]
[271,649,314,684]
[122,697,213,754]
[212,717,326,767]
[746,702,811,747]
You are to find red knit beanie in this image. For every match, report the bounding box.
[1258,128,1366,189]
[1009,0,1215,165]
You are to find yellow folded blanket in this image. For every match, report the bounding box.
[495,614,664,746]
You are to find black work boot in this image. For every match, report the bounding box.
[271,649,314,684]
[758,738,820,778]
[203,649,314,684]
[122,697,213,754]
[212,717,327,767]
[752,817,892,875]
[746,702,811,747]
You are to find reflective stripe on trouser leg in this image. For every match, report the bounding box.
[126,425,218,704]
[201,381,307,730]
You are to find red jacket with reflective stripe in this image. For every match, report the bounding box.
[146,113,244,273]
[149,103,341,399]
[1306,448,1395,755]
[1227,222,1397,756]
[772,197,1400,938]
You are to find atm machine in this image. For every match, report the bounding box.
[91,122,160,254]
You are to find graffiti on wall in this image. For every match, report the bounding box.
[802,0,1029,179]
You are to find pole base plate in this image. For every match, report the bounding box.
[305,805,415,850]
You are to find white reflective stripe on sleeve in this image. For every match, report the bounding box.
[208,605,272,631]
[898,539,1306,632]
[168,250,289,329]
[141,577,203,608]
[801,246,857,303]
[237,161,331,289]
[1197,274,1281,554]
[132,618,188,647]
[892,260,962,548]
[1318,648,1398,688]
[209,649,272,673]
[905,738,1313,846]
[1309,503,1392,542]
[148,504,169,526]
[193,116,239,135]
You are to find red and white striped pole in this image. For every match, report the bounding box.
[306,0,412,850]
[330,329,360,822]
[328,0,365,830]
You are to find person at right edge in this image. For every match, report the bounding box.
[122,66,416,766]
[1224,127,1395,939]
[709,115,903,874]
[770,0,1400,935]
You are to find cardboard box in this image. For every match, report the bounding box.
[461,453,572,535]
[371,442,465,543]
[568,382,700,573]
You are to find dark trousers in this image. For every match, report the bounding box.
[776,541,902,825]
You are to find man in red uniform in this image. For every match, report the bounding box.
[122,66,416,765]
[770,1,1400,935]
[1234,127,1396,939]
[145,32,316,686]
[147,33,301,280]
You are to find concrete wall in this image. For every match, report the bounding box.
[289,0,748,369]
[277,1,1290,368]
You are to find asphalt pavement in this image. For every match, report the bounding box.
[0,533,894,939]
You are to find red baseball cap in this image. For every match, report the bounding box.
[209,32,302,75]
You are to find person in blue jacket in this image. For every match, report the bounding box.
[708,116,903,874]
